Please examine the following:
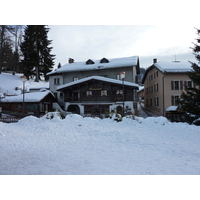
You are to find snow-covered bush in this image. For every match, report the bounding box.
[193,117,200,126]
[104,110,122,122]
[44,111,66,120]
[113,113,122,122]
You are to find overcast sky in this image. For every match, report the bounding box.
[3,1,199,70]
[48,25,198,69]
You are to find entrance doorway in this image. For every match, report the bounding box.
[116,106,123,115]
[67,105,80,114]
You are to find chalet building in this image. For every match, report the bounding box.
[0,91,56,116]
[47,56,140,116]
[57,76,138,116]
[142,59,193,119]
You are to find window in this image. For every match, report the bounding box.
[26,103,38,111]
[174,81,179,90]
[171,95,180,106]
[154,71,158,78]
[100,58,109,63]
[116,74,120,80]
[86,91,93,96]
[154,97,159,106]
[171,81,183,90]
[146,87,149,94]
[116,90,123,95]
[184,80,194,89]
[86,59,95,65]
[54,78,60,85]
[149,74,153,81]
[150,98,152,106]
[101,90,107,96]
[73,77,78,81]
[60,92,63,98]
[150,85,153,93]
[154,83,158,92]
[156,71,158,77]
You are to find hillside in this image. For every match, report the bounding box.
[0,73,49,96]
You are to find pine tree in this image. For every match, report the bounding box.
[0,25,15,74]
[179,28,200,125]
[20,25,55,81]
[2,39,14,72]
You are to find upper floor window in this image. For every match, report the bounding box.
[171,95,180,106]
[54,78,60,85]
[154,83,158,92]
[154,97,159,106]
[86,59,95,65]
[149,74,153,81]
[171,81,183,90]
[100,58,109,63]
[184,80,194,89]
[60,92,63,98]
[116,90,123,95]
[150,98,152,106]
[86,91,93,96]
[116,74,120,80]
[150,85,153,93]
[73,77,79,81]
[101,90,107,96]
[154,71,158,78]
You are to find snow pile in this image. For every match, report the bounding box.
[0,114,200,175]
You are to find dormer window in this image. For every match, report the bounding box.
[100,57,109,63]
[86,59,95,65]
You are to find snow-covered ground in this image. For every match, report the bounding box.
[0,113,199,175]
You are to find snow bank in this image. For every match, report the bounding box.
[0,114,200,175]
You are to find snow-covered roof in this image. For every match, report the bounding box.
[165,106,178,112]
[47,56,139,75]
[154,61,192,73]
[138,86,144,92]
[1,91,53,103]
[57,76,139,91]
[142,61,192,84]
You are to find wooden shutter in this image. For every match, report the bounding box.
[171,96,174,105]
[180,81,183,90]
[184,81,187,90]
[171,81,174,90]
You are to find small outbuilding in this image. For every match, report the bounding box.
[0,91,56,117]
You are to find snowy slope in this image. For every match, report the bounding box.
[0,73,49,96]
[0,114,199,175]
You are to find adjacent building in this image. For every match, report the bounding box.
[142,59,193,118]
[0,91,56,117]
[47,56,140,116]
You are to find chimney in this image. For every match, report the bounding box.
[153,58,157,64]
[69,58,74,64]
